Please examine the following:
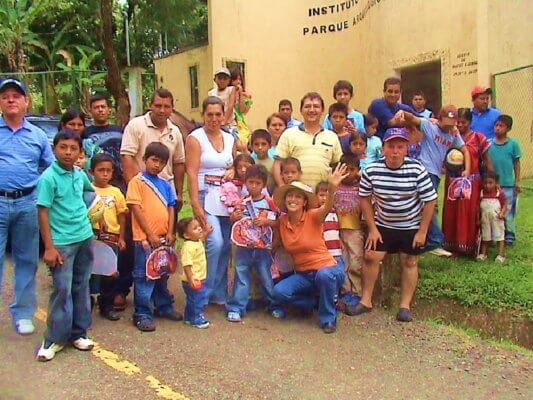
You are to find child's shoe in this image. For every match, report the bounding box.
[15,319,35,335]
[191,316,210,329]
[133,316,156,332]
[226,311,242,322]
[495,255,506,263]
[72,337,94,351]
[476,254,488,261]
[270,309,286,319]
[36,341,65,362]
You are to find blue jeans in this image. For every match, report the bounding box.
[45,238,93,344]
[199,191,232,304]
[427,174,444,249]
[0,193,39,322]
[132,243,174,321]
[182,281,208,323]
[501,187,517,244]
[226,248,280,315]
[273,261,345,326]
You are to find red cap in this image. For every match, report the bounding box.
[471,86,492,99]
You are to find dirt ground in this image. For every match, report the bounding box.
[0,262,531,400]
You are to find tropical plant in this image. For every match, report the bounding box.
[0,0,48,72]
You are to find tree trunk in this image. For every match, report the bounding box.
[99,0,130,127]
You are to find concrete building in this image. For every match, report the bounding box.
[154,0,532,174]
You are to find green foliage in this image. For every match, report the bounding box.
[417,180,533,319]
[0,0,48,71]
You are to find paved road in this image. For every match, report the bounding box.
[0,262,531,400]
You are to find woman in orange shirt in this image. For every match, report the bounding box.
[272,164,348,334]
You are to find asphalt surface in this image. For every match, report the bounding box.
[0,261,531,400]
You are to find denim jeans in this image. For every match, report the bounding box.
[182,281,208,323]
[501,187,517,244]
[226,248,280,315]
[199,191,232,304]
[132,243,174,321]
[426,174,444,249]
[273,261,345,326]
[0,193,39,322]
[45,238,93,344]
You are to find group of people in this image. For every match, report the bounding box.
[0,69,521,363]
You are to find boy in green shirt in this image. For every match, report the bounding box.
[488,114,522,245]
[36,130,95,362]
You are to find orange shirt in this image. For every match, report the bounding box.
[126,174,170,241]
[279,209,336,272]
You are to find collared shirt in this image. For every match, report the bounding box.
[276,125,342,189]
[471,107,501,140]
[37,161,94,245]
[279,208,336,272]
[0,117,54,191]
[120,112,185,182]
[368,98,418,139]
[286,118,302,129]
[180,240,207,282]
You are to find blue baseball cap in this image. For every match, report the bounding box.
[383,127,409,142]
[0,77,27,95]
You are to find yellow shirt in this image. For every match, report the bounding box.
[92,185,127,234]
[276,126,342,189]
[180,240,207,281]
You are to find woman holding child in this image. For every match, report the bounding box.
[186,96,237,305]
[442,108,493,256]
[272,164,348,334]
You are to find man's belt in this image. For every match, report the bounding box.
[0,186,35,199]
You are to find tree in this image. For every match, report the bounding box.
[0,0,48,72]
[100,0,130,127]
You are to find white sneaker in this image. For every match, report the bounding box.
[476,254,488,261]
[430,248,453,257]
[226,311,241,322]
[36,341,64,362]
[15,319,35,335]
[495,255,506,264]
[72,337,94,351]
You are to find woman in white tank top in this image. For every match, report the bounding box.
[186,97,237,305]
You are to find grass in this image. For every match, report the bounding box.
[417,178,533,319]
[178,178,533,319]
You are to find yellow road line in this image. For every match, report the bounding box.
[35,308,190,400]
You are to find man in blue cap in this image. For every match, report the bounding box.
[0,77,54,334]
[352,128,437,322]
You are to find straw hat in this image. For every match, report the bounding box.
[273,181,319,212]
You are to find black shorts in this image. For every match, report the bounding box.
[375,226,426,256]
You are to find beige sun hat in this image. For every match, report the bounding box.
[273,181,319,212]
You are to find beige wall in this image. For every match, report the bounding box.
[155,0,532,136]
[154,44,212,123]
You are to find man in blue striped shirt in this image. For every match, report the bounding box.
[351,128,437,322]
[0,77,54,335]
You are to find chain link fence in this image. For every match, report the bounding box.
[0,70,156,118]
[492,65,533,178]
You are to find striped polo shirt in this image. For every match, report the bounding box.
[276,125,342,189]
[359,158,437,230]
[323,211,342,257]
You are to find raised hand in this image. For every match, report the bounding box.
[328,163,349,189]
